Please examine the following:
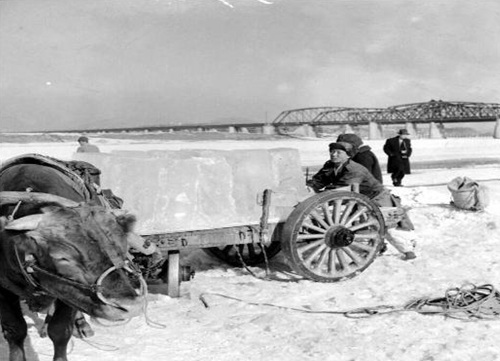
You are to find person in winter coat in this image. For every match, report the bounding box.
[383,129,412,186]
[76,136,100,153]
[307,141,417,260]
[337,133,383,183]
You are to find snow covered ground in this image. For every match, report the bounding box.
[1,135,500,361]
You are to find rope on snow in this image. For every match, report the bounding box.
[199,283,500,321]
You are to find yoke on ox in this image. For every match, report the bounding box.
[0,157,147,361]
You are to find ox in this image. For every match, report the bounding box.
[0,161,147,361]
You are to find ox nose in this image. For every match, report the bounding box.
[95,263,147,318]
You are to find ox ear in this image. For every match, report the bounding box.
[115,213,137,233]
[5,214,44,231]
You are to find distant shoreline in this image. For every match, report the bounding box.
[0,132,287,144]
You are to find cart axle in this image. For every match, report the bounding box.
[325,226,355,248]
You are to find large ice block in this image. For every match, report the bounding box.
[73,148,308,234]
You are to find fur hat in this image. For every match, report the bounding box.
[328,142,354,157]
[336,133,363,149]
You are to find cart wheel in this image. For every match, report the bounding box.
[282,190,385,282]
[204,241,282,267]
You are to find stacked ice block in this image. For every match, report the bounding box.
[73,148,308,234]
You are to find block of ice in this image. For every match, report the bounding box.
[73,148,308,234]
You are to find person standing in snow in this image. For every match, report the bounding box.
[76,136,100,153]
[337,133,383,183]
[383,129,412,187]
[307,141,417,260]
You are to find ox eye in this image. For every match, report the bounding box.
[55,257,70,263]
[53,257,80,278]
[50,249,75,264]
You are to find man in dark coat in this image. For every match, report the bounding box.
[337,133,383,183]
[383,129,412,186]
[306,142,417,260]
[307,142,385,199]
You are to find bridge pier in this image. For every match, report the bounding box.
[368,121,383,140]
[262,124,276,135]
[494,117,500,139]
[298,124,318,137]
[429,122,444,139]
[405,122,418,137]
[342,124,354,134]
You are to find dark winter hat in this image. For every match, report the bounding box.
[78,136,89,143]
[328,142,354,157]
[336,133,363,149]
[398,129,409,135]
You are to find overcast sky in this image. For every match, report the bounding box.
[1,0,499,131]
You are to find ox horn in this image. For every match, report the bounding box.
[0,191,79,208]
[5,214,44,231]
[111,209,127,217]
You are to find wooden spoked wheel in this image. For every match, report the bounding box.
[204,241,282,267]
[282,190,385,282]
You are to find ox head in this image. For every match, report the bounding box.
[0,191,145,321]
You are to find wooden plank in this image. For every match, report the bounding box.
[167,251,180,298]
[143,223,282,254]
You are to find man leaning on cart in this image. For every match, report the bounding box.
[306,141,417,261]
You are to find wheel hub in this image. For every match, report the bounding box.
[325,226,355,248]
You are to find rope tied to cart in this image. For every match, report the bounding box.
[199,283,500,321]
[232,244,307,283]
[230,188,309,283]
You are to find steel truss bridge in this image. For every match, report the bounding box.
[273,100,500,126]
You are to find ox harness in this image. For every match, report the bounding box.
[10,214,146,311]
[14,245,144,311]
[0,153,123,209]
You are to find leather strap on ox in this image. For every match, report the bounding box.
[15,246,146,311]
[14,246,101,298]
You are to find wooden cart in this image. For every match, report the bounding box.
[142,185,404,297]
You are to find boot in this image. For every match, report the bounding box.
[403,251,417,260]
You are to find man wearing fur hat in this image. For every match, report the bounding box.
[307,142,384,198]
[337,133,383,183]
[383,129,412,186]
[307,142,417,260]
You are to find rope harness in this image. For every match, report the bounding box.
[231,188,308,283]
[200,283,500,321]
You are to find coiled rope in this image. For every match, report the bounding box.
[82,275,166,352]
[90,275,166,330]
[404,283,500,321]
[200,283,500,321]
